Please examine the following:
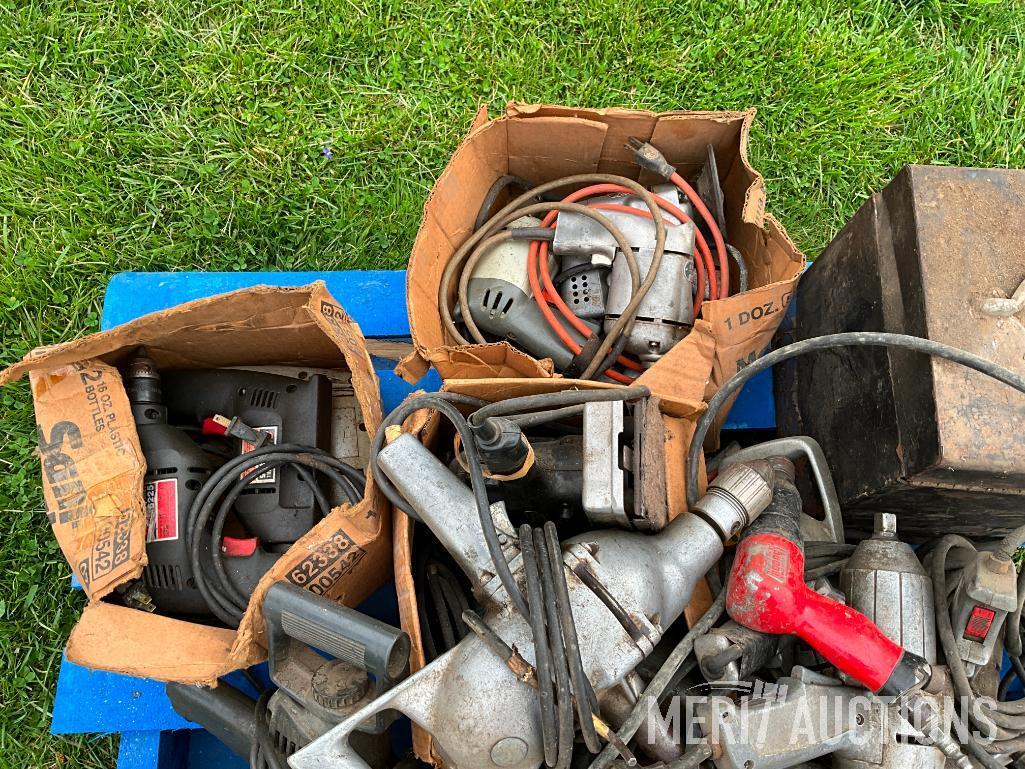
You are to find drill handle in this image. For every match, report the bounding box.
[796,587,905,692]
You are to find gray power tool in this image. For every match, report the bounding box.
[290,432,780,769]
[167,582,410,768]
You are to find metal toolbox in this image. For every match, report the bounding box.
[777,165,1025,539]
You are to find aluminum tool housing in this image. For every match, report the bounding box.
[552,186,696,365]
[290,434,775,769]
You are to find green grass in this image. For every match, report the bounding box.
[0,0,1023,764]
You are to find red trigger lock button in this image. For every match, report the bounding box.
[221,536,258,557]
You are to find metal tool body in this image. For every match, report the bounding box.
[291,433,776,769]
[552,187,696,365]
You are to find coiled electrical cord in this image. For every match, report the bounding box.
[685,332,1025,509]
[186,444,365,627]
[439,173,667,380]
[462,199,643,383]
[931,535,1025,760]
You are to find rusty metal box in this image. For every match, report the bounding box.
[777,165,1025,539]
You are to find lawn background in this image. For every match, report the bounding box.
[1,0,1022,765]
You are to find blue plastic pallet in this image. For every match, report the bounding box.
[52,270,773,769]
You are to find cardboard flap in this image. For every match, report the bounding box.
[635,320,716,408]
[395,348,433,384]
[306,283,384,434]
[1,283,363,385]
[66,603,250,684]
[8,282,393,682]
[429,342,555,380]
[30,361,146,600]
[395,341,555,384]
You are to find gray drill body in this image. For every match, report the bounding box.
[290,434,772,769]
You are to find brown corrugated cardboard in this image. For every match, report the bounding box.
[1,282,391,684]
[396,103,804,434]
[389,378,709,765]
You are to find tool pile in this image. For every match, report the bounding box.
[7,122,1024,769]
[439,139,742,380]
[169,331,1025,769]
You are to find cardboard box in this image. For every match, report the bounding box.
[0,283,392,684]
[389,379,712,765]
[397,103,805,437]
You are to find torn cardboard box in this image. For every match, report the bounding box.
[397,102,804,437]
[0,282,392,684]
[388,378,709,766]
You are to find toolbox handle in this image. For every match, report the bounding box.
[263,581,410,682]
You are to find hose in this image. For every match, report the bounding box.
[588,589,727,769]
[686,332,1025,509]
[186,444,364,627]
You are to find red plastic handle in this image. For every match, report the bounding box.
[727,534,903,692]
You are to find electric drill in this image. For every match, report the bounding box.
[725,457,930,696]
[125,353,332,618]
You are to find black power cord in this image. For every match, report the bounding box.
[520,522,601,769]
[685,332,1025,508]
[377,386,652,767]
[186,443,365,627]
[251,688,288,769]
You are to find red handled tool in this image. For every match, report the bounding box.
[725,460,929,696]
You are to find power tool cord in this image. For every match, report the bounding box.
[686,332,1025,509]
[461,199,641,383]
[379,386,652,766]
[186,444,365,627]
[931,535,1025,759]
[439,173,667,380]
[251,688,288,769]
[375,391,530,618]
[473,175,537,231]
